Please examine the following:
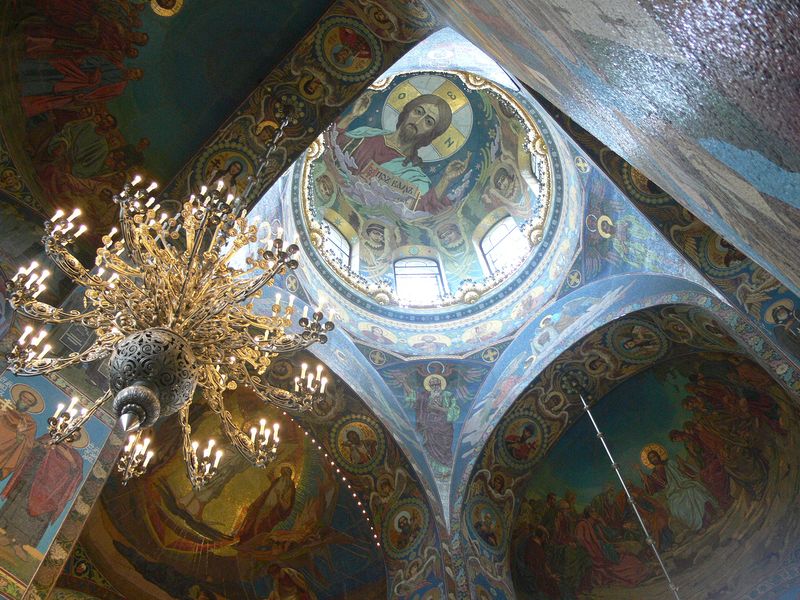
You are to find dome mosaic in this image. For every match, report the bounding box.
[297,70,558,313]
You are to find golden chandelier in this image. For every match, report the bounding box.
[6,123,334,487]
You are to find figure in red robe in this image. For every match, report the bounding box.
[0,435,84,559]
[575,508,650,587]
[0,390,39,479]
[239,466,296,540]
[20,56,143,117]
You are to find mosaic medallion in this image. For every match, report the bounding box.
[697,232,750,278]
[330,414,385,473]
[383,498,428,559]
[194,143,258,198]
[466,497,505,552]
[496,409,548,471]
[687,308,738,349]
[606,318,668,364]
[620,163,672,206]
[315,16,382,83]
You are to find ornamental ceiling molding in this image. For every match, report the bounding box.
[299,69,553,310]
[161,0,440,206]
[459,302,800,598]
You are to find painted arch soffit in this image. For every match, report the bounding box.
[462,304,800,599]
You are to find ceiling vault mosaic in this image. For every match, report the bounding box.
[0,2,798,599]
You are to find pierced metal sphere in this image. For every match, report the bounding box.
[109,328,197,429]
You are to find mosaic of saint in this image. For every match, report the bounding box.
[0,373,109,586]
[511,352,800,599]
[80,393,385,599]
[303,70,551,297]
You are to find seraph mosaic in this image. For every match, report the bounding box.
[301,70,552,305]
[511,351,800,599]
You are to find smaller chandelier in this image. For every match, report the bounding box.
[7,120,333,487]
[117,431,154,485]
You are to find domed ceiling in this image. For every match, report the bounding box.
[286,60,582,358]
[301,69,552,307]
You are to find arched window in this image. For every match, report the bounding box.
[394,258,445,303]
[322,220,351,268]
[480,216,526,274]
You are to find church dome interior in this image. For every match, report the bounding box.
[0,2,798,600]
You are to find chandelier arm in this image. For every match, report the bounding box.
[48,389,112,444]
[258,334,314,354]
[244,372,311,412]
[43,238,107,289]
[178,403,200,486]
[97,248,145,279]
[9,295,99,325]
[8,339,112,376]
[205,389,261,466]
[175,265,284,333]
[172,210,213,328]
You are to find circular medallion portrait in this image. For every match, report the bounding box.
[621,163,671,206]
[466,497,505,551]
[383,498,428,558]
[330,415,385,473]
[300,69,556,311]
[698,233,749,278]
[315,16,382,82]
[607,319,668,364]
[687,308,738,349]
[497,410,546,470]
[195,144,257,199]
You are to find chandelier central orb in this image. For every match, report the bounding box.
[6,122,335,487]
[109,328,198,430]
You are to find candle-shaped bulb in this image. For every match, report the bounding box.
[38,343,52,359]
[302,305,309,319]
[67,396,79,412]
[307,373,313,388]
[131,175,142,186]
[51,209,64,222]
[214,450,222,468]
[250,427,257,445]
[263,428,271,444]
[67,208,81,222]
[143,450,154,467]
[54,403,65,418]
[191,440,199,451]
[200,185,208,195]
[316,364,323,380]
[275,292,281,306]
[259,418,266,435]
[126,434,137,452]
[301,363,308,379]
[142,437,151,450]
[273,423,280,435]
[19,325,33,344]
[276,226,284,239]
[288,294,295,307]
[75,224,88,238]
[147,181,158,193]
[294,376,300,392]
[216,179,225,192]
[321,377,328,394]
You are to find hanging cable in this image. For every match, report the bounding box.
[576,391,681,600]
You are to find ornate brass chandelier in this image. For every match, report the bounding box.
[6,121,334,487]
